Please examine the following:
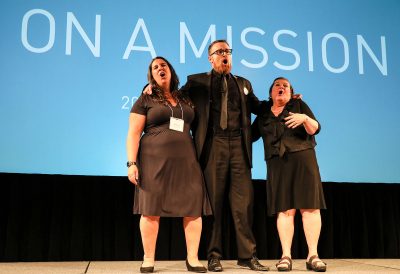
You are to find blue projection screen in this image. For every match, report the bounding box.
[1,0,399,183]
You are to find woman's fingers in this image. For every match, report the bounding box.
[284,113,303,128]
[128,168,139,185]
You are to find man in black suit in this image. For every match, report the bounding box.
[180,40,268,272]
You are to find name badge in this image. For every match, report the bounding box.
[169,117,184,132]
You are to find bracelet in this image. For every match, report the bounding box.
[126,161,137,167]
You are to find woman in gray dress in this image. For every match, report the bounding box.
[126,57,211,273]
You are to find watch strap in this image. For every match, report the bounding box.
[127,161,137,167]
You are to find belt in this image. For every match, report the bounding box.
[212,128,242,137]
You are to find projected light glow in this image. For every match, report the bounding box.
[0,0,399,183]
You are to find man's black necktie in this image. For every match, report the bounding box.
[220,74,228,130]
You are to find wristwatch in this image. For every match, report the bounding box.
[126,161,137,167]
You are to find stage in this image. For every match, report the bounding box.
[0,259,399,273]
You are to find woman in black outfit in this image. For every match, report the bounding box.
[252,77,327,272]
[126,57,211,273]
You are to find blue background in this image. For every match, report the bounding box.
[1,0,399,182]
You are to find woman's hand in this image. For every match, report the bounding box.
[284,112,308,128]
[128,165,139,185]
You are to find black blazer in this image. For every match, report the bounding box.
[180,71,263,167]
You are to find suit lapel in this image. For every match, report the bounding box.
[204,71,212,123]
[233,76,247,125]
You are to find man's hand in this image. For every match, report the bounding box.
[292,93,302,100]
[143,84,153,95]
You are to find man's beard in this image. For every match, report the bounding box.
[215,63,231,74]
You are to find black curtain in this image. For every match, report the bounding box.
[0,173,399,262]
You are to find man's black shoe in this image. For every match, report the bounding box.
[237,256,269,271]
[208,257,223,272]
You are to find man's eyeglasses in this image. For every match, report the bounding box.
[210,48,233,56]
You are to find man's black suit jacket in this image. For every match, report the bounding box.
[180,71,263,168]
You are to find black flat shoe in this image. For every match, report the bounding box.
[276,256,292,272]
[306,255,326,272]
[186,259,207,273]
[237,256,269,271]
[140,264,154,273]
[208,257,223,272]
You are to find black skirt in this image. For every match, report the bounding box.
[266,149,326,216]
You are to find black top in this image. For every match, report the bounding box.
[210,70,241,131]
[131,94,194,131]
[252,99,321,160]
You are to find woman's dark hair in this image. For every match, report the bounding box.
[147,56,193,108]
[268,77,294,98]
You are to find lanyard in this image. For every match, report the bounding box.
[167,101,184,120]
